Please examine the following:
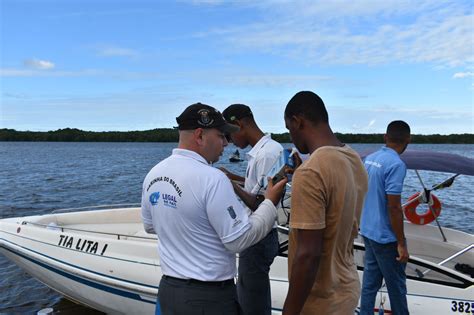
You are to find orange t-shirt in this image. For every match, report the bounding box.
[288,145,368,315]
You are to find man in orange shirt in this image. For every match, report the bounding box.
[282,91,368,315]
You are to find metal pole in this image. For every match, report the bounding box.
[415,170,428,191]
[414,170,447,242]
[429,203,447,242]
[437,244,473,267]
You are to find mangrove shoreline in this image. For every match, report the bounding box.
[1,128,473,144]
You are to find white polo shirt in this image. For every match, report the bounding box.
[141,149,251,281]
[244,134,284,216]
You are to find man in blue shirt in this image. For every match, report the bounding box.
[360,120,411,315]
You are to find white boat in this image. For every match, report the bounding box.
[1,150,473,314]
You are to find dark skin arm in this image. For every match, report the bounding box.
[283,229,324,315]
[220,149,302,210]
[220,166,264,211]
[231,168,293,211]
[231,180,264,211]
[218,167,245,183]
[221,151,302,211]
[387,194,409,263]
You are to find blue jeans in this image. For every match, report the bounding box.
[237,228,279,315]
[360,237,409,315]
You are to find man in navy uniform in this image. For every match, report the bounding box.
[141,103,287,315]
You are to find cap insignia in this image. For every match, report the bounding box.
[198,109,214,126]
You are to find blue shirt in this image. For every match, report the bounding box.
[360,146,407,243]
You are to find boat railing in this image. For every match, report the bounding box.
[276,226,472,286]
[51,203,140,214]
[21,220,158,240]
[422,243,474,276]
[277,225,289,235]
[352,242,473,288]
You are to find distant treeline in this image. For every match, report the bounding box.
[288,133,473,144]
[1,128,473,144]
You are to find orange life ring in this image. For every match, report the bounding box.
[403,192,442,225]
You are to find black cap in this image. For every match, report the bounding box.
[222,104,253,123]
[176,103,240,133]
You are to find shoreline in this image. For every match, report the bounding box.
[1,128,473,144]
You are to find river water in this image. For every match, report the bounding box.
[0,142,472,313]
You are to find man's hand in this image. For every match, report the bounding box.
[397,242,409,263]
[285,149,302,175]
[291,150,303,168]
[265,176,287,206]
[387,194,409,263]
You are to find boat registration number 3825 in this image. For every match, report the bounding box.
[451,301,473,314]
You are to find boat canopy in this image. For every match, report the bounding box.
[360,149,474,176]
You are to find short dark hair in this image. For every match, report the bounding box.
[222,104,253,123]
[386,120,410,144]
[285,91,328,125]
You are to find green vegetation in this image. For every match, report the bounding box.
[1,128,473,144]
[272,132,473,144]
[0,128,178,142]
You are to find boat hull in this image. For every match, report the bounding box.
[1,208,473,314]
[0,210,159,314]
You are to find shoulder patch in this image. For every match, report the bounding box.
[227,206,237,219]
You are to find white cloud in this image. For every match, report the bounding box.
[218,74,333,87]
[331,104,473,134]
[23,58,55,70]
[200,1,473,68]
[189,0,225,5]
[97,46,140,58]
[0,68,103,77]
[3,92,29,99]
[453,72,474,79]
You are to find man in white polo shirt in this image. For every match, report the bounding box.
[141,103,287,315]
[221,104,284,315]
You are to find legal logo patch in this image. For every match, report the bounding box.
[227,206,237,219]
[149,192,160,205]
[162,193,177,209]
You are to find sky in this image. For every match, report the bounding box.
[0,0,473,134]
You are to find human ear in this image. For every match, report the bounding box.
[194,128,205,145]
[293,115,304,130]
